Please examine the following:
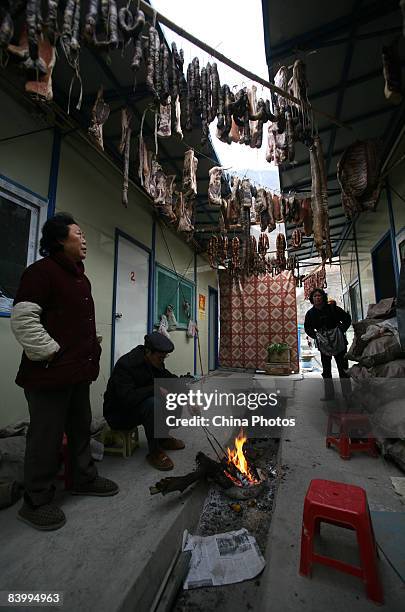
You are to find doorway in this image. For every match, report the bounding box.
[371,232,397,303]
[112,230,151,368]
[208,286,219,370]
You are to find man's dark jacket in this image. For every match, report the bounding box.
[14,252,101,389]
[304,303,351,340]
[103,346,177,425]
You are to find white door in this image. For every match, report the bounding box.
[113,234,150,364]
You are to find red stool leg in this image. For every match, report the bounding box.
[299,502,316,577]
[356,514,384,604]
[369,437,378,458]
[339,433,351,459]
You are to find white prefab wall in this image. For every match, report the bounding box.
[0,89,53,428]
[0,97,218,428]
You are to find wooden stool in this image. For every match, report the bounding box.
[299,479,383,604]
[326,413,378,460]
[102,426,139,458]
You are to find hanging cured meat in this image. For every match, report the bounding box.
[382,40,402,105]
[157,97,172,137]
[183,149,198,197]
[227,176,241,225]
[272,194,283,222]
[266,122,287,165]
[309,143,325,258]
[301,198,313,237]
[161,176,177,224]
[254,188,267,224]
[176,193,194,235]
[401,0,405,37]
[337,140,381,218]
[208,166,223,206]
[276,232,286,269]
[200,66,209,145]
[89,86,110,150]
[314,135,332,262]
[208,235,218,268]
[118,4,145,43]
[258,232,269,257]
[0,5,14,48]
[240,179,253,208]
[118,107,132,207]
[291,229,302,249]
[152,165,166,208]
[25,31,56,101]
[84,0,119,49]
[230,237,241,277]
[266,191,276,232]
[274,66,288,110]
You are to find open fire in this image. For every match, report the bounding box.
[224,430,260,487]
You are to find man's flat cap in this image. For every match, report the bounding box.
[144,332,175,353]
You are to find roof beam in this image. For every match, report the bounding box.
[299,26,402,52]
[318,105,393,135]
[311,62,405,101]
[266,0,399,65]
[326,0,364,176]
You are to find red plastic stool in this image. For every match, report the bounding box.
[326,413,378,460]
[299,479,383,604]
[57,434,73,490]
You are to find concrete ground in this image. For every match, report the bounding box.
[257,373,405,612]
[0,381,239,612]
[1,369,404,612]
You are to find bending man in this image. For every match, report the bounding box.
[103,332,185,471]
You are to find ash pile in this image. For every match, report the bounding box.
[172,436,279,612]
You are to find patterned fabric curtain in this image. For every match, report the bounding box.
[219,271,299,372]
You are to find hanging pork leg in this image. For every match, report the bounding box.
[309,143,325,260]
[314,135,332,262]
[119,108,133,207]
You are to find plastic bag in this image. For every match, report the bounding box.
[166,305,177,331]
[158,314,171,338]
[315,327,347,356]
[187,320,198,338]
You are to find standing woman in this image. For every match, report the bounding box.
[304,288,352,400]
[11,213,118,531]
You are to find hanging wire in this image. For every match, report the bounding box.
[158,221,195,309]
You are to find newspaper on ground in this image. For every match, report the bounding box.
[182,528,266,589]
[391,476,405,502]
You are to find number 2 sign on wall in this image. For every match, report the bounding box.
[130,271,136,283]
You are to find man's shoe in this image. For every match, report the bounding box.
[159,437,185,451]
[147,450,174,471]
[18,502,66,531]
[71,476,119,497]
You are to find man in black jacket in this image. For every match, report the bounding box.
[304,289,352,400]
[103,332,185,471]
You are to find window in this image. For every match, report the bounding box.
[155,265,195,329]
[349,281,362,323]
[0,176,47,316]
[371,232,396,303]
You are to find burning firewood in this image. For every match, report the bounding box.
[150,430,265,498]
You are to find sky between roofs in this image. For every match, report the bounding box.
[150,0,280,190]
